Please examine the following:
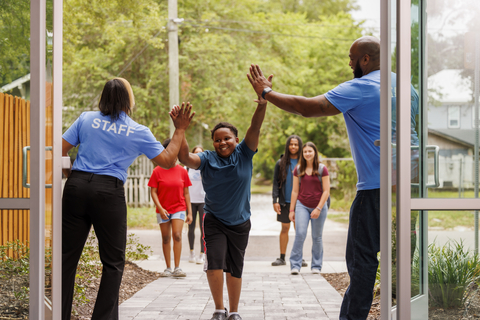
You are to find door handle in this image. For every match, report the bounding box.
[22,146,52,189]
[409,145,440,188]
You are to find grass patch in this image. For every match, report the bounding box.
[328,212,349,225]
[127,207,158,229]
[427,211,475,230]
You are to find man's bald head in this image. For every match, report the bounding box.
[349,36,380,78]
[353,36,380,63]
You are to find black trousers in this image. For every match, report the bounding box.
[188,202,205,252]
[62,171,127,320]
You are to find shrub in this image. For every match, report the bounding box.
[428,240,480,309]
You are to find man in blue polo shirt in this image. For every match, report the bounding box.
[248,36,418,320]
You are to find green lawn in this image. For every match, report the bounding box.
[127,207,158,229]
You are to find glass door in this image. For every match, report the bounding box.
[382,0,480,319]
[0,0,62,318]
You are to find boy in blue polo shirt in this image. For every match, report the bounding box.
[178,75,272,320]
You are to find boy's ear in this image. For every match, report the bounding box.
[236,137,240,143]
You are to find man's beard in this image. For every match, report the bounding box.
[354,60,363,78]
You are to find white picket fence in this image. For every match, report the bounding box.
[125,155,155,207]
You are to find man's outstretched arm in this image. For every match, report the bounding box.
[247,64,341,118]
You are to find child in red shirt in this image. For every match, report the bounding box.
[148,138,193,277]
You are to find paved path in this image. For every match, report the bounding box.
[120,271,343,320]
[120,194,347,319]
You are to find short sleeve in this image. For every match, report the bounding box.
[183,168,192,187]
[238,139,257,158]
[139,128,165,160]
[197,151,212,171]
[148,168,159,188]
[62,112,85,146]
[324,81,364,113]
[321,166,329,177]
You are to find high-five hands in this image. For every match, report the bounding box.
[169,102,195,130]
[247,64,274,100]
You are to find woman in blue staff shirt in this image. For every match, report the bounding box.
[61,77,194,320]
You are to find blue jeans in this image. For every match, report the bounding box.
[340,189,380,320]
[289,200,328,271]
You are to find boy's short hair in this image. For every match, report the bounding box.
[162,138,171,148]
[211,122,238,139]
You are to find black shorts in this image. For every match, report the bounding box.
[203,213,251,278]
[276,204,291,224]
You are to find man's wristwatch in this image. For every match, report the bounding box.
[261,87,273,99]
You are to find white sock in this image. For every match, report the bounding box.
[214,309,226,314]
[228,312,239,316]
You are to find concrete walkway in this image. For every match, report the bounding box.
[120,194,348,319]
[119,265,344,320]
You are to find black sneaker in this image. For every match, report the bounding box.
[302,259,308,267]
[227,314,242,320]
[271,258,286,266]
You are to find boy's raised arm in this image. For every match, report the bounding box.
[244,74,273,152]
[178,136,201,169]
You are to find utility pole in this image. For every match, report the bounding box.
[168,0,182,137]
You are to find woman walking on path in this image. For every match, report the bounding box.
[187,145,206,264]
[271,135,303,266]
[289,142,330,275]
[178,74,272,320]
[149,138,193,277]
[61,78,194,320]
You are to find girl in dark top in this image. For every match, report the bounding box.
[289,142,330,275]
[271,135,303,266]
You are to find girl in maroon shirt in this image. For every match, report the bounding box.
[289,142,330,274]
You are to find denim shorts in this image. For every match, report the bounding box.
[157,211,186,224]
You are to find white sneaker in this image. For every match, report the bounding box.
[189,251,196,263]
[196,253,205,264]
[311,269,321,274]
[291,268,300,275]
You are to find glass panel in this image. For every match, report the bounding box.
[45,0,54,317]
[0,1,31,318]
[426,0,480,199]
[427,210,478,319]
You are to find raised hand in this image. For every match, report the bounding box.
[247,64,273,97]
[169,102,195,130]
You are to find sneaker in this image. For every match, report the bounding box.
[271,258,286,266]
[196,253,205,264]
[227,314,242,320]
[311,268,321,274]
[291,268,300,275]
[160,268,172,277]
[172,267,186,277]
[210,308,228,320]
[189,251,196,263]
[302,259,308,267]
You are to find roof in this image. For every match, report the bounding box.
[429,128,478,147]
[1,73,30,93]
[428,69,472,104]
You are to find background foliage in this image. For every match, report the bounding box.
[61,0,362,179]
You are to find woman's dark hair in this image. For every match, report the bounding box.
[210,122,238,139]
[162,138,171,149]
[98,79,131,121]
[298,142,320,177]
[191,145,204,153]
[278,135,303,187]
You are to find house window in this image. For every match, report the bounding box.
[448,106,460,128]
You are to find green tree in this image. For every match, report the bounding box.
[63,0,362,178]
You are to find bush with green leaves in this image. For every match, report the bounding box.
[428,240,480,309]
[0,240,31,308]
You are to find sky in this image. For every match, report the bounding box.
[351,0,381,37]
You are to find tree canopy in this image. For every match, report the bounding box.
[62,0,363,178]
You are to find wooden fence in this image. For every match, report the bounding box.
[125,155,155,207]
[0,93,31,252]
[0,84,53,253]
